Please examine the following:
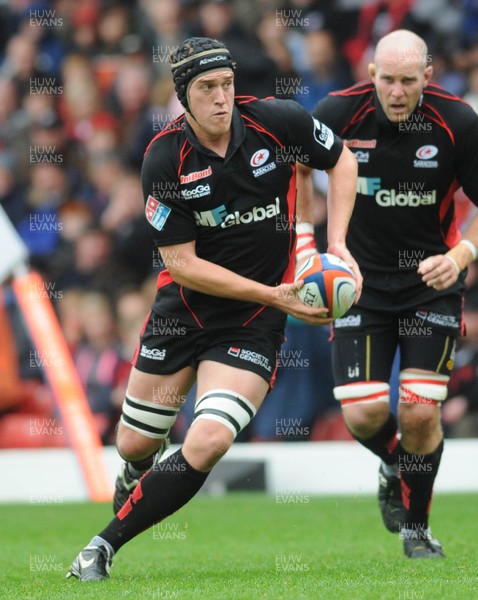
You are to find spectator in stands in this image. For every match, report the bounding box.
[74,290,127,444]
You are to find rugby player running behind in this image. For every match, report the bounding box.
[297,29,478,558]
[66,37,361,581]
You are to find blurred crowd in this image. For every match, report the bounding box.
[1,0,478,447]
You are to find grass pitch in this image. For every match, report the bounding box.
[1,493,477,600]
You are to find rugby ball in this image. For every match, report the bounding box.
[295,253,356,318]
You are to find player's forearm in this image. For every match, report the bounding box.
[325,146,357,251]
[166,252,275,306]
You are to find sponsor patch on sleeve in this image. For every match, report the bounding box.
[313,118,334,150]
[145,195,171,231]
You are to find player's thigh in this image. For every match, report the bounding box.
[332,317,398,428]
[196,360,269,408]
[399,329,457,376]
[332,328,397,385]
[126,365,196,406]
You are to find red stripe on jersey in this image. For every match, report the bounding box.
[330,82,375,97]
[347,102,375,132]
[283,165,297,284]
[156,269,174,290]
[241,114,285,148]
[178,140,193,179]
[132,310,152,366]
[179,286,203,328]
[235,95,259,105]
[419,105,454,144]
[425,84,469,105]
[439,178,461,248]
[242,305,266,327]
[144,116,185,156]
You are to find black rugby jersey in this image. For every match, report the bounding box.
[312,82,478,273]
[142,96,343,330]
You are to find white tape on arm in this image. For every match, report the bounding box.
[459,239,478,261]
[444,254,460,275]
[296,222,318,263]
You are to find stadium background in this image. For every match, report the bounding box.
[1,0,478,498]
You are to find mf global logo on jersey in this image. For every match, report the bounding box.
[357,177,436,206]
[414,145,438,168]
[250,149,277,177]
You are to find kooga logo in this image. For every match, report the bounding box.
[199,55,227,65]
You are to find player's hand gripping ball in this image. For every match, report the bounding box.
[295,253,356,319]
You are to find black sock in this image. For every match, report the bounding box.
[398,440,444,531]
[353,412,399,465]
[129,454,156,477]
[99,449,209,552]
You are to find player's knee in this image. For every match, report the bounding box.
[184,389,257,470]
[399,403,441,438]
[116,427,158,461]
[398,372,447,445]
[334,381,390,437]
[186,419,234,467]
[117,394,179,460]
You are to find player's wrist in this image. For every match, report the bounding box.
[444,254,460,275]
[458,239,477,262]
[446,239,477,273]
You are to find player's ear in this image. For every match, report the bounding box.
[423,65,433,87]
[368,63,376,82]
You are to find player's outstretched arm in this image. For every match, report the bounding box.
[159,240,331,325]
[418,211,478,291]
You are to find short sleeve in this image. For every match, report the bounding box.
[264,99,343,171]
[141,141,197,246]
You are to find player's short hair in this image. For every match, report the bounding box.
[169,37,236,112]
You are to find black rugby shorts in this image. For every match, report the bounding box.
[132,311,284,384]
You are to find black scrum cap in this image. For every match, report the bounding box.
[169,37,236,112]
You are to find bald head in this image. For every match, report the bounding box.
[369,29,433,123]
[374,30,429,70]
